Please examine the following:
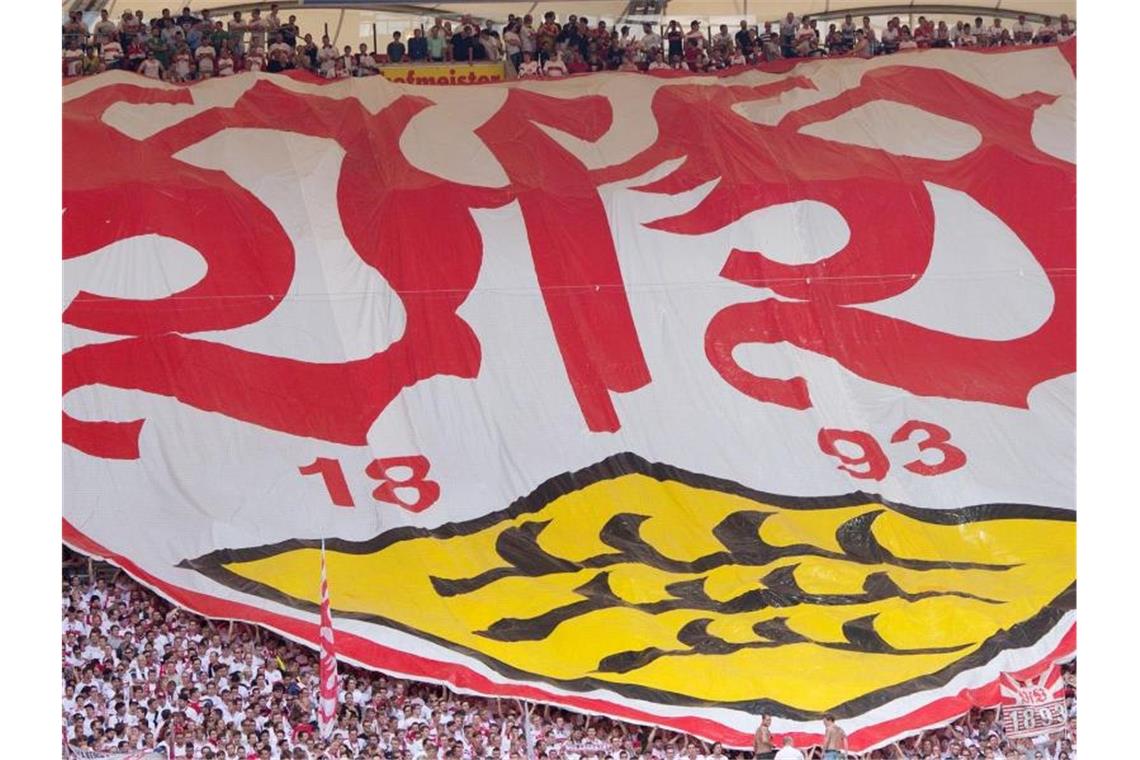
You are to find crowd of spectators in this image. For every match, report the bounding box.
[62,551,1076,760]
[61,5,1076,81]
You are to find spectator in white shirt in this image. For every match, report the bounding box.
[543,50,567,77]
[774,736,805,760]
[1012,14,1034,44]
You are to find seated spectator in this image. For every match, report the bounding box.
[647,51,670,70]
[63,40,85,78]
[517,50,540,77]
[683,36,707,71]
[217,44,235,76]
[989,18,1008,46]
[266,34,291,72]
[729,46,747,67]
[387,31,406,63]
[356,44,378,76]
[559,48,582,74]
[245,45,265,72]
[974,16,990,46]
[138,50,165,79]
[170,43,194,81]
[898,27,918,51]
[880,18,900,54]
[543,49,567,77]
[850,29,873,59]
[193,42,216,78]
[1058,14,1075,41]
[932,20,952,48]
[914,16,933,47]
[102,38,125,70]
[1012,14,1035,44]
[1037,16,1057,43]
[957,23,978,47]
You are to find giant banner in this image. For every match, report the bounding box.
[62,41,1077,752]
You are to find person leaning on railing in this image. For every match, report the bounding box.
[408,28,428,62]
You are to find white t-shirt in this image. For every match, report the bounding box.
[94,20,118,44]
[64,50,85,77]
[65,618,91,636]
[196,47,215,72]
[247,18,268,48]
[774,747,805,760]
[94,40,120,62]
[139,59,163,79]
[518,60,539,76]
[173,52,192,76]
[543,58,567,77]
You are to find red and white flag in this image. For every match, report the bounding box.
[998,664,1068,739]
[317,541,339,739]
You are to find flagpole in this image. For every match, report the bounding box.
[317,536,340,741]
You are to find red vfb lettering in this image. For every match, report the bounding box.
[64,81,652,462]
[593,69,1074,411]
[479,90,651,432]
